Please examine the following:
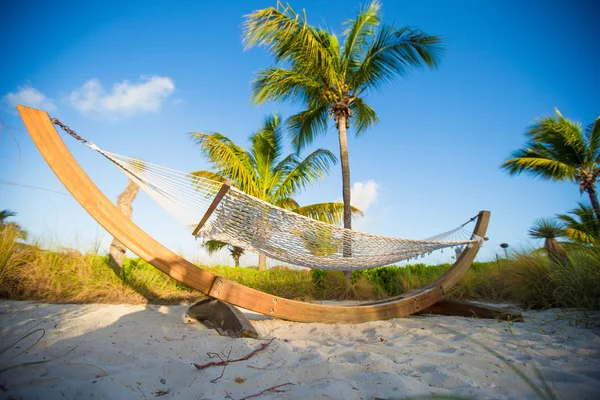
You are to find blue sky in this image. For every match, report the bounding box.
[1,0,598,266]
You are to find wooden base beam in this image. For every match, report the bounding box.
[187,299,259,338]
[419,299,524,322]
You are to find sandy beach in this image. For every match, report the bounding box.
[0,300,598,400]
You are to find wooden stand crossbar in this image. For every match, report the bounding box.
[419,299,524,322]
[191,181,231,236]
[17,104,492,324]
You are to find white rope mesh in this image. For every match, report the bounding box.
[94,147,478,270]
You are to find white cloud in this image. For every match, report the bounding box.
[351,180,379,212]
[66,75,175,119]
[2,85,57,112]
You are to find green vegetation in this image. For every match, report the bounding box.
[557,203,600,244]
[243,0,443,231]
[1,225,598,311]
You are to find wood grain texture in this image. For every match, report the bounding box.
[419,299,524,322]
[18,105,490,323]
[191,181,231,236]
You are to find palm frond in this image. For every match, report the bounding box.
[342,0,381,72]
[293,202,363,224]
[350,25,443,94]
[501,150,576,180]
[190,132,258,196]
[287,105,329,152]
[557,203,600,244]
[528,218,565,240]
[243,4,336,73]
[250,114,284,199]
[586,116,600,163]
[272,148,336,200]
[251,68,324,105]
[189,170,227,183]
[273,197,301,210]
[525,111,586,166]
[203,240,228,254]
[350,97,378,134]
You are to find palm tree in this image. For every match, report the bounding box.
[557,203,600,245]
[528,218,568,264]
[204,240,245,267]
[502,109,600,221]
[191,113,362,270]
[0,210,17,224]
[0,209,27,240]
[499,243,509,258]
[243,0,443,235]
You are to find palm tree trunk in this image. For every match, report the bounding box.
[545,238,569,266]
[337,114,353,280]
[337,115,352,231]
[108,179,140,276]
[258,253,267,271]
[587,185,600,223]
[232,246,243,267]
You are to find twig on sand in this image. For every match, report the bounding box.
[238,383,295,400]
[136,385,147,400]
[63,362,109,378]
[193,339,275,383]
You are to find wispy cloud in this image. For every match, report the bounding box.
[65,75,175,119]
[351,180,379,212]
[2,85,57,112]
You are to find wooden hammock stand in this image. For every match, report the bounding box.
[18,105,522,338]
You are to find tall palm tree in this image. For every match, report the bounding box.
[243,0,443,234]
[557,203,600,245]
[191,113,362,270]
[528,218,568,264]
[502,109,600,221]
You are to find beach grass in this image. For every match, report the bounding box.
[1,225,599,311]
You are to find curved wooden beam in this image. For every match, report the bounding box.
[17,105,490,323]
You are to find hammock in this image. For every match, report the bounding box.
[90,149,481,270]
[52,141,475,272]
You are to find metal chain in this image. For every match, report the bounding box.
[51,118,89,145]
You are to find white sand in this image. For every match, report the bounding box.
[1,300,599,400]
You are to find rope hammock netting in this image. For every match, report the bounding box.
[53,119,483,271]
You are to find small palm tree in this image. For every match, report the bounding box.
[243,0,443,233]
[499,243,509,258]
[204,240,245,267]
[0,209,27,240]
[191,113,362,270]
[528,218,568,264]
[502,109,600,221]
[557,203,600,245]
[0,210,17,224]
